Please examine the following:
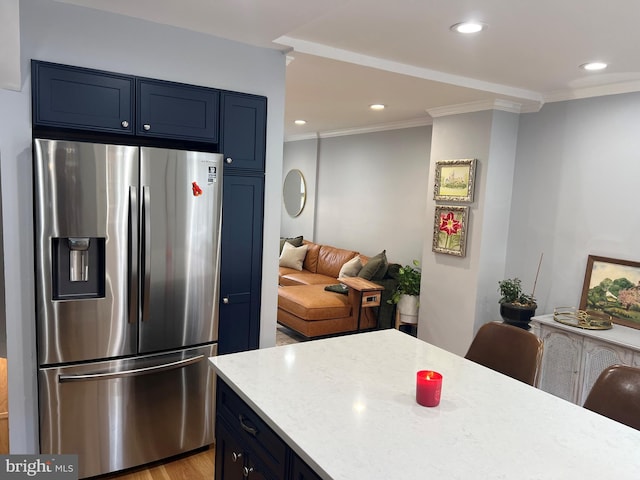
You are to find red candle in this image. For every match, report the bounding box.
[416,370,442,407]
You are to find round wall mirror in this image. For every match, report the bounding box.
[283,169,306,217]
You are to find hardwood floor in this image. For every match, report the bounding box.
[96,446,215,480]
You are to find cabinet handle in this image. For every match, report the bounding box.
[225,157,233,164]
[242,466,254,478]
[143,124,151,131]
[222,297,229,304]
[121,120,129,128]
[238,414,258,436]
[231,452,242,463]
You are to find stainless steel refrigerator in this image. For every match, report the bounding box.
[33,139,223,478]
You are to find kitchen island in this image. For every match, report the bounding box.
[210,329,640,479]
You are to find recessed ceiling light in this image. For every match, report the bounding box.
[450,22,486,34]
[294,119,307,125]
[580,62,608,71]
[370,104,385,110]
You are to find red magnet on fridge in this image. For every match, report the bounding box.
[192,181,203,196]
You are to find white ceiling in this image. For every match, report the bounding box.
[56,0,640,140]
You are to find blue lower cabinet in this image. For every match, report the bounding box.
[290,454,323,480]
[215,379,323,480]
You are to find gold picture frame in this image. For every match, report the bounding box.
[434,159,477,202]
[579,255,640,330]
[432,205,469,257]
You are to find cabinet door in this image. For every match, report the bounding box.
[578,338,633,405]
[633,351,640,367]
[215,418,246,480]
[537,325,583,403]
[291,453,323,480]
[215,419,278,480]
[219,174,264,354]
[32,60,134,134]
[220,92,267,171]
[137,79,219,142]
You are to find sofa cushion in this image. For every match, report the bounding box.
[358,250,388,280]
[279,235,303,254]
[279,266,300,281]
[302,241,321,273]
[278,285,351,320]
[279,272,337,286]
[316,245,358,278]
[279,242,308,270]
[338,255,363,278]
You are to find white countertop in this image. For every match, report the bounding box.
[532,313,640,351]
[210,329,640,480]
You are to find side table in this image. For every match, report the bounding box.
[338,277,384,331]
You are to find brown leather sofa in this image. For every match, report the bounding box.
[278,240,399,338]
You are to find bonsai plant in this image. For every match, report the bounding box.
[389,260,421,324]
[498,277,537,330]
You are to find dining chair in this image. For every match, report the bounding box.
[464,321,544,386]
[583,364,640,430]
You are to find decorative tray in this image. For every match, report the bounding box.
[553,307,613,330]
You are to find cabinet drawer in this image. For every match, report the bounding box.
[32,60,134,134]
[216,378,287,478]
[137,79,219,143]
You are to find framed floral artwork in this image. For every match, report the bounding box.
[579,255,640,330]
[433,159,477,202]
[432,205,469,257]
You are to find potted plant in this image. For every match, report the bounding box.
[498,277,537,330]
[389,260,421,324]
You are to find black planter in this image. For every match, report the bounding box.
[499,303,537,330]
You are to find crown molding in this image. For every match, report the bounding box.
[427,98,544,118]
[544,80,640,104]
[284,117,432,143]
[284,132,319,143]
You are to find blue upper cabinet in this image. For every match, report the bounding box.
[137,79,219,143]
[32,60,134,134]
[220,92,267,172]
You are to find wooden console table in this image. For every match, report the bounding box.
[530,314,640,405]
[338,277,384,331]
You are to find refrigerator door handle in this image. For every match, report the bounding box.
[141,186,151,322]
[128,186,139,324]
[57,354,205,383]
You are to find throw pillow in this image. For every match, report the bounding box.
[358,250,388,280]
[279,242,308,270]
[279,235,303,254]
[338,256,363,278]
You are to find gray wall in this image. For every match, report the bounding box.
[281,138,318,240]
[421,110,508,354]
[0,0,285,452]
[287,94,640,356]
[508,93,640,313]
[423,93,640,354]
[316,127,431,265]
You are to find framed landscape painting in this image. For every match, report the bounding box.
[579,255,640,329]
[432,205,468,257]
[433,159,477,202]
